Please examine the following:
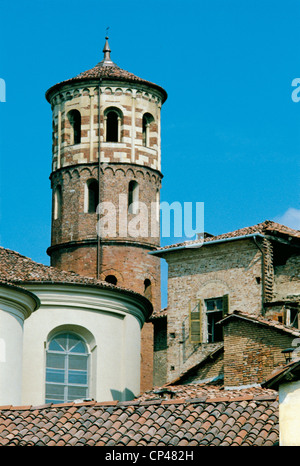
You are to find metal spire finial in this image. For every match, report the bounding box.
[101,29,114,66]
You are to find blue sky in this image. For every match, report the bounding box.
[0,0,299,307]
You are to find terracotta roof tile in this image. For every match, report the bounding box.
[155,219,300,253]
[0,386,279,446]
[45,60,167,103]
[0,247,153,316]
[0,247,125,292]
[221,311,300,338]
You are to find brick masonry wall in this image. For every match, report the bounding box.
[153,318,168,387]
[50,242,161,309]
[48,79,165,393]
[163,239,264,382]
[274,254,300,300]
[50,83,162,173]
[179,349,224,385]
[50,162,162,248]
[223,318,294,387]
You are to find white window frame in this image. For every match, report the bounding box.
[45,332,90,404]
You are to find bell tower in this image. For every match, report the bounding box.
[46,38,167,391]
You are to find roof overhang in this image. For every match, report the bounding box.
[150,232,300,258]
[150,233,266,257]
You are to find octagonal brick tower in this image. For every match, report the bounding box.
[45,38,167,390]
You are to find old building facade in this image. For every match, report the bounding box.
[152,221,300,387]
[0,38,300,448]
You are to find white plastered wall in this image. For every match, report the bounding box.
[0,285,38,406]
[279,380,300,446]
[21,283,147,405]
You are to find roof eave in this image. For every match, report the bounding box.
[45,75,168,104]
[150,233,266,257]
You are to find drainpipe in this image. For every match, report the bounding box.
[97,79,102,280]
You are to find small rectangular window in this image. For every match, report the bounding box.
[286,308,299,328]
[205,295,229,343]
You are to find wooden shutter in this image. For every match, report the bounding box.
[189,300,202,343]
[222,294,229,316]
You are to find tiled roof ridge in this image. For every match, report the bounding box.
[157,219,300,252]
[0,245,86,277]
[0,391,279,412]
[150,306,168,319]
[0,245,42,262]
[0,245,150,299]
[226,310,300,337]
[46,62,168,103]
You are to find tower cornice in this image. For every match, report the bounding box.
[49,160,164,180]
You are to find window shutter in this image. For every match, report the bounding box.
[222,294,229,316]
[189,300,202,344]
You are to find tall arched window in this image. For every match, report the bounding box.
[105,107,123,143]
[67,109,81,145]
[142,113,154,147]
[45,332,89,404]
[106,110,119,142]
[86,179,98,213]
[54,185,62,220]
[128,180,139,214]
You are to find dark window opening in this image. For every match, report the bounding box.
[144,278,152,301]
[54,185,62,220]
[205,297,224,343]
[142,113,154,147]
[142,114,148,146]
[105,275,117,285]
[128,180,139,214]
[106,111,119,142]
[289,308,299,328]
[87,180,98,213]
[67,109,81,144]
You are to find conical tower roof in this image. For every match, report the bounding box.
[46,37,167,103]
